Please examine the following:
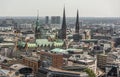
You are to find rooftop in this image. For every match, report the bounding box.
[22,55,40,62]
[47,66,87,75]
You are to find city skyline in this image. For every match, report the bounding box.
[0,0,120,17]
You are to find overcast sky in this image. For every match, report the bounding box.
[0,0,120,17]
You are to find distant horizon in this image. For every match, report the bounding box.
[0,16,120,18]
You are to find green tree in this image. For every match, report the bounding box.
[84,68,96,77]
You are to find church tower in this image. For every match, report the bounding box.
[61,7,67,39]
[35,11,41,39]
[75,10,79,34]
[73,10,81,42]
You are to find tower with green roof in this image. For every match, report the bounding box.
[35,11,44,39]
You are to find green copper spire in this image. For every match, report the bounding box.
[35,10,41,39]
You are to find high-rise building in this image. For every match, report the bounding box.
[60,7,67,39]
[97,54,107,69]
[45,16,49,24]
[51,16,61,24]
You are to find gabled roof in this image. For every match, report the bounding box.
[54,39,64,47]
[36,39,53,47]
[27,43,37,48]
[54,42,64,47]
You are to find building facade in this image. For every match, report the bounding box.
[39,51,63,68]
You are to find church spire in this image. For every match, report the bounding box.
[75,10,79,34]
[35,10,41,39]
[36,10,39,26]
[62,6,66,27]
[61,7,67,39]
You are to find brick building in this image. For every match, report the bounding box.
[39,51,63,68]
[21,55,40,73]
